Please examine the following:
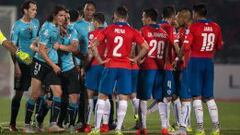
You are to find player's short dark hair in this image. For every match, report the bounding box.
[162,6,176,18]
[69,9,79,22]
[143,8,158,22]
[193,3,207,17]
[77,6,84,17]
[93,12,105,24]
[21,0,36,14]
[178,8,192,15]
[47,5,67,22]
[114,6,128,19]
[84,1,96,9]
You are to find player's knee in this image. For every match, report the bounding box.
[164,96,172,102]
[87,89,95,98]
[172,94,179,101]
[30,92,40,100]
[69,94,79,103]
[129,93,137,99]
[181,98,192,102]
[202,97,214,103]
[15,91,24,98]
[98,93,108,100]
[192,96,201,100]
[119,94,128,100]
[50,85,62,97]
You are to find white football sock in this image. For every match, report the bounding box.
[116,100,128,130]
[173,98,181,126]
[147,100,158,114]
[86,99,94,124]
[164,98,171,127]
[140,100,147,128]
[131,97,139,115]
[180,101,191,127]
[94,99,105,129]
[193,100,203,124]
[206,99,219,124]
[187,103,192,127]
[158,102,168,128]
[103,99,111,124]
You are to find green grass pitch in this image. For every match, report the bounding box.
[0,98,240,134]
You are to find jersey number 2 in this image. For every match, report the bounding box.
[201,33,215,51]
[113,36,123,57]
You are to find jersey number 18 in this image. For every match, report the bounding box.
[201,33,215,51]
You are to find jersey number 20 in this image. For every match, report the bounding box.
[148,40,165,59]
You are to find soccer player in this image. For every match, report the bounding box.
[8,0,39,132]
[189,4,223,135]
[84,12,108,133]
[88,6,148,135]
[0,30,32,64]
[74,1,95,130]
[137,8,171,135]
[174,8,193,135]
[23,5,66,133]
[53,11,80,133]
[129,42,140,129]
[159,6,179,133]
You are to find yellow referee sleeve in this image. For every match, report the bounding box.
[0,30,7,45]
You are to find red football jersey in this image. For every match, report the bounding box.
[159,21,177,70]
[140,24,168,70]
[177,27,193,69]
[88,28,107,65]
[189,19,223,58]
[95,22,146,69]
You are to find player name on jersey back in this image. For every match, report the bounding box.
[190,20,223,58]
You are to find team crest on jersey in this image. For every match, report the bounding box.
[89,33,94,40]
[167,90,172,95]
[43,30,49,37]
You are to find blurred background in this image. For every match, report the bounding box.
[0,0,240,100]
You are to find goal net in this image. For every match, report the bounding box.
[0,6,17,98]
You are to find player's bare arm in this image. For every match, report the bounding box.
[38,43,61,74]
[54,40,79,53]
[90,39,108,64]
[130,42,149,63]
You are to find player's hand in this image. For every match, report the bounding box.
[53,42,60,50]
[16,50,32,65]
[100,58,110,65]
[129,57,138,64]
[0,30,7,45]
[138,57,146,64]
[172,60,177,71]
[80,68,85,78]
[52,64,61,75]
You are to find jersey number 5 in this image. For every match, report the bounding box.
[113,36,123,57]
[201,33,215,51]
